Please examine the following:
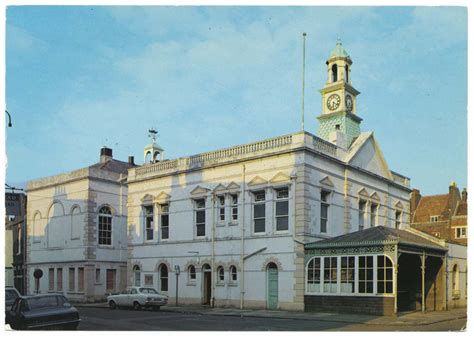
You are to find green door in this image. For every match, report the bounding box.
[267,264,278,310]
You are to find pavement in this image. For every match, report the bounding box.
[72,302,467,327]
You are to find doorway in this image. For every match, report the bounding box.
[202,264,211,305]
[266,263,278,310]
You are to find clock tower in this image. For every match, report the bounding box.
[317,39,362,149]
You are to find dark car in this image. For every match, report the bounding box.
[5,294,80,330]
[5,287,21,310]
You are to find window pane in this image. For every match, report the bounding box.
[320,219,327,233]
[254,219,265,233]
[276,217,288,231]
[162,227,169,239]
[197,224,205,236]
[254,204,265,218]
[321,204,328,218]
[196,210,205,224]
[276,201,288,216]
[161,214,169,227]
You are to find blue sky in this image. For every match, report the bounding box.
[5,6,467,195]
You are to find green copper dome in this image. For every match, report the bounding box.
[329,39,350,59]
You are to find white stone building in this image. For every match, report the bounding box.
[126,41,413,311]
[25,148,134,301]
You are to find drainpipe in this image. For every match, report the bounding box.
[211,193,216,308]
[240,164,246,309]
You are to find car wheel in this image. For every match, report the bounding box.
[152,306,161,311]
[133,301,141,311]
[109,300,117,310]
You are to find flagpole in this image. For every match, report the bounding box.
[301,32,307,132]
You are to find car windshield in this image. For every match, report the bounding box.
[26,296,59,310]
[5,289,19,301]
[139,288,159,294]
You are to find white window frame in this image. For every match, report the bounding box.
[320,190,330,234]
[454,226,467,239]
[358,199,367,231]
[160,203,170,240]
[229,194,239,225]
[98,206,113,246]
[274,187,289,232]
[217,195,226,226]
[370,203,378,228]
[252,190,266,234]
[216,266,225,285]
[395,210,402,229]
[194,199,206,238]
[188,265,197,283]
[143,204,154,242]
[229,265,238,284]
[430,215,440,223]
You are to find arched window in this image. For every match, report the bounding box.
[98,206,112,245]
[217,266,225,282]
[229,265,237,282]
[331,64,338,82]
[159,264,168,292]
[345,65,349,82]
[133,265,141,287]
[145,151,152,163]
[188,265,196,281]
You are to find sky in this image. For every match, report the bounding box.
[4,6,468,195]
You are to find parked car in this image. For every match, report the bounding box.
[5,287,21,310]
[5,294,80,330]
[107,287,168,310]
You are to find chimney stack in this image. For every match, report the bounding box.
[448,181,461,212]
[100,147,113,163]
[410,188,422,217]
[128,156,135,165]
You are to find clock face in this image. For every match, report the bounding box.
[327,94,341,111]
[345,95,353,112]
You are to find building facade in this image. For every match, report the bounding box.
[5,192,27,294]
[25,148,134,301]
[126,41,412,311]
[410,183,468,308]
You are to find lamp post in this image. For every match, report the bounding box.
[5,110,12,127]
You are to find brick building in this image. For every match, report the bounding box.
[411,182,467,245]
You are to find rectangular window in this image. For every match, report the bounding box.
[195,199,206,237]
[455,227,467,239]
[49,268,55,291]
[340,256,355,293]
[358,256,374,293]
[106,269,116,292]
[320,191,330,233]
[145,274,154,286]
[370,204,378,227]
[57,268,63,291]
[230,194,238,222]
[307,257,321,293]
[160,204,169,240]
[359,200,367,231]
[377,255,393,294]
[78,268,84,292]
[253,191,266,233]
[144,205,154,241]
[95,268,101,284]
[430,215,439,223]
[218,196,225,223]
[323,257,337,293]
[275,188,289,231]
[395,210,402,229]
[98,214,112,245]
[68,268,75,292]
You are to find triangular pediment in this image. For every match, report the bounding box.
[319,176,334,188]
[269,172,291,184]
[347,133,393,181]
[190,185,210,196]
[358,188,370,198]
[213,184,227,192]
[395,201,404,210]
[248,176,268,187]
[140,194,155,203]
[371,192,380,202]
[154,191,171,203]
[227,182,240,191]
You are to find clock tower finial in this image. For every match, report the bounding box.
[317,39,362,149]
